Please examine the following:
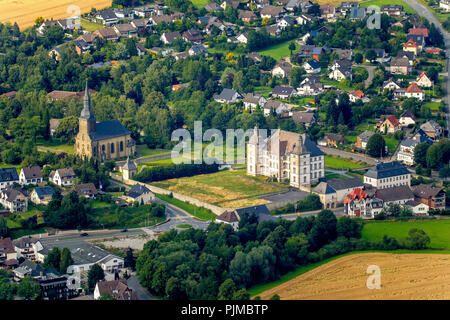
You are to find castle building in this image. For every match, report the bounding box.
[74,82,135,161]
[247,128,325,189]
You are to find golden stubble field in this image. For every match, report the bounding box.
[0,0,111,29]
[259,253,450,300]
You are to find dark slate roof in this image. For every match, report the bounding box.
[303,136,324,157]
[375,185,414,202]
[0,168,19,183]
[365,161,410,179]
[214,88,240,101]
[90,120,130,141]
[235,204,275,222]
[272,85,295,96]
[413,184,444,199]
[327,177,364,191]
[216,210,239,223]
[313,182,336,194]
[128,183,151,199]
[21,166,42,179]
[305,59,321,69]
[34,187,55,199]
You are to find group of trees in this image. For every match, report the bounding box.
[414,139,450,176]
[271,194,323,215]
[0,270,40,300]
[136,210,374,300]
[43,247,74,274]
[135,163,219,183]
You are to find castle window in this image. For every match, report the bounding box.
[111,143,115,153]
[120,141,124,152]
[102,145,105,152]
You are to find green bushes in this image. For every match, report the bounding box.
[134,163,219,183]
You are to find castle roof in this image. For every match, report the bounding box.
[89,120,131,141]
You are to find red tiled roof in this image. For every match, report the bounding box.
[344,188,368,204]
[351,90,365,98]
[404,39,418,48]
[409,28,428,37]
[406,82,423,93]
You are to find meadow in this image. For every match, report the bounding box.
[325,155,369,169]
[0,0,111,30]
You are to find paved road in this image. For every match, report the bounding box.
[404,0,450,131]
[127,275,155,300]
[355,64,376,87]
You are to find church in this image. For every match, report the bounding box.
[74,82,135,161]
[247,127,325,189]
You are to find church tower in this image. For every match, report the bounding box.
[79,81,96,135]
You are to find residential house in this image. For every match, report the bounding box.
[160,31,181,44]
[182,29,203,43]
[247,128,325,188]
[204,3,221,12]
[332,48,352,60]
[113,8,134,19]
[405,82,424,101]
[95,9,120,26]
[188,44,209,56]
[113,23,138,38]
[238,10,257,22]
[74,183,98,200]
[413,184,446,209]
[272,60,293,78]
[0,187,28,213]
[243,93,267,111]
[93,27,119,42]
[303,59,321,74]
[271,85,296,99]
[416,72,433,87]
[260,5,285,19]
[420,120,443,141]
[409,27,429,38]
[297,76,323,96]
[329,59,352,81]
[236,33,249,44]
[13,236,40,260]
[131,18,151,30]
[247,52,263,63]
[278,16,296,29]
[73,39,91,55]
[94,280,137,300]
[19,166,43,186]
[405,200,429,215]
[397,138,421,166]
[403,38,420,55]
[363,161,411,189]
[320,4,336,21]
[380,115,400,134]
[440,0,450,11]
[148,15,175,25]
[214,88,242,103]
[397,51,415,66]
[125,183,155,204]
[313,178,364,209]
[406,34,425,49]
[296,14,314,25]
[375,185,414,207]
[399,109,416,127]
[49,168,76,186]
[215,210,240,231]
[356,131,375,150]
[76,33,97,46]
[382,78,401,91]
[325,133,346,148]
[263,100,288,116]
[390,57,411,75]
[221,0,240,10]
[0,237,17,266]
[349,7,366,20]
[264,24,281,37]
[369,48,390,63]
[136,42,147,56]
[0,168,19,189]
[291,111,317,129]
[344,188,384,219]
[380,4,405,16]
[349,90,368,103]
[30,187,55,205]
[285,0,301,11]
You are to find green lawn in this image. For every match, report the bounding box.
[80,18,103,32]
[384,137,400,153]
[190,0,209,9]
[156,193,217,221]
[36,139,74,154]
[325,155,369,169]
[254,86,273,98]
[89,200,113,208]
[360,0,415,14]
[136,145,171,158]
[425,101,441,112]
[362,219,450,250]
[257,41,298,60]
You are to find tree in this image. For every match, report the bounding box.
[124,247,136,271]
[365,49,377,63]
[354,52,363,64]
[336,216,362,238]
[232,288,250,300]
[44,247,61,271]
[366,133,386,158]
[270,294,280,300]
[414,143,430,167]
[218,278,236,300]
[88,264,105,291]
[60,248,74,274]
[426,143,442,169]
[165,276,186,300]
[308,210,337,251]
[98,293,115,300]
[0,216,9,238]
[288,42,296,55]
[404,228,430,250]
[18,276,41,300]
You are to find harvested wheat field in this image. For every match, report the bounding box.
[260,253,450,300]
[0,0,111,30]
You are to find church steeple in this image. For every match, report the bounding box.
[79,80,96,134]
[80,80,95,121]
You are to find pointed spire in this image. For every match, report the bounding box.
[80,79,95,120]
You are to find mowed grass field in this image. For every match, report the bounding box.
[257,41,298,60]
[362,219,450,250]
[151,169,286,208]
[258,252,450,299]
[360,0,415,14]
[189,0,209,9]
[0,0,111,30]
[325,155,369,169]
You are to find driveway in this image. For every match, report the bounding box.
[127,275,155,300]
[354,64,376,87]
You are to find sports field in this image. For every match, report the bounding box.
[259,252,450,299]
[0,0,111,30]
